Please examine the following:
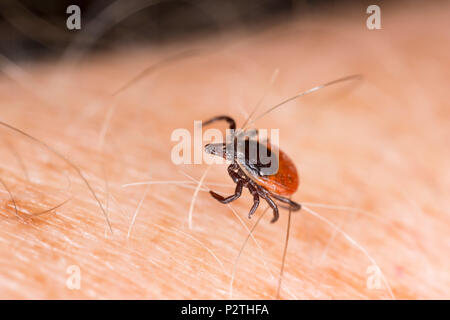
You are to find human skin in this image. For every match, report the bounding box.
[0,3,449,299]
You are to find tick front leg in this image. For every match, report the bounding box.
[271,194,301,211]
[247,184,260,219]
[259,192,279,223]
[227,164,241,184]
[209,180,244,204]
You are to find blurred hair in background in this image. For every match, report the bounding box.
[0,0,359,61]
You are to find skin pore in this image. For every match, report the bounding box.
[0,3,449,299]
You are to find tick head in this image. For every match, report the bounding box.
[204,143,234,161]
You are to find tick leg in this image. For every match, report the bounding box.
[237,128,258,139]
[258,191,279,223]
[271,194,301,211]
[203,115,236,130]
[238,129,270,145]
[210,180,244,204]
[227,164,241,184]
[247,184,260,219]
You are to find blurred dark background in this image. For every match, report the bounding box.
[0,0,366,61]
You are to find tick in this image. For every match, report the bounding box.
[203,115,301,223]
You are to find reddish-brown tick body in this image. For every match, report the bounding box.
[242,145,299,197]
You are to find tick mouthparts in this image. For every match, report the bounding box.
[204,143,227,158]
[204,143,219,155]
[204,143,213,153]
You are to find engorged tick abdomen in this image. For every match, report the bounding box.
[239,145,299,196]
